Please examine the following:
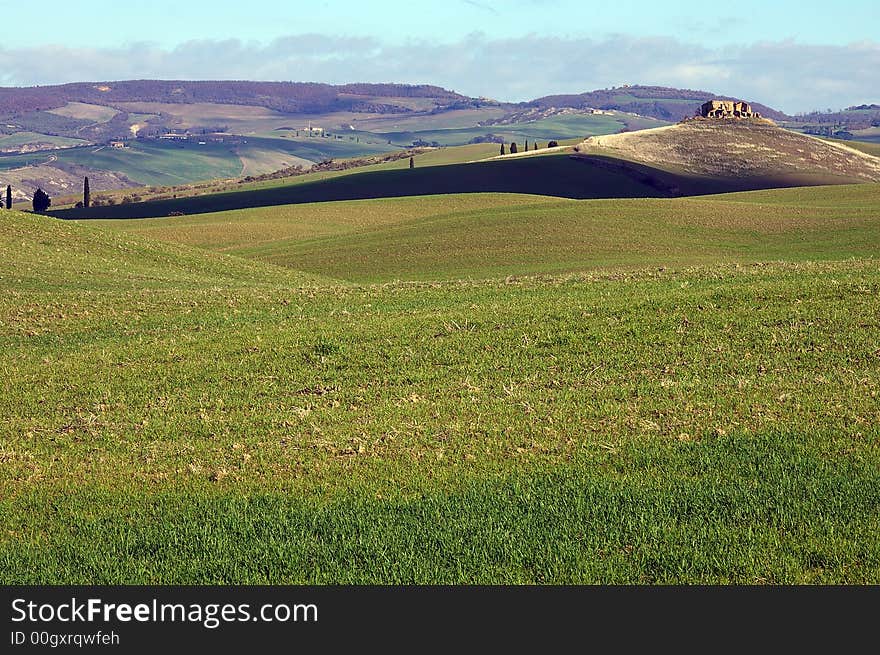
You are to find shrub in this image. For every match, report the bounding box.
[32,188,51,212]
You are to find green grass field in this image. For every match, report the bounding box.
[3,182,880,583]
[46,137,398,187]
[852,129,880,144]
[829,139,880,157]
[0,151,59,171]
[46,102,120,123]
[372,113,633,146]
[0,132,87,150]
[92,185,880,282]
[44,141,245,185]
[241,134,400,162]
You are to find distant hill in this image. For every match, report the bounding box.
[790,105,880,132]
[0,80,477,116]
[529,85,788,122]
[576,119,880,187]
[5,79,865,204]
[1,81,792,124]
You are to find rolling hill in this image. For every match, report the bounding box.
[787,103,880,137]
[52,153,682,218]
[92,184,880,282]
[5,187,880,584]
[53,121,880,220]
[0,81,629,199]
[0,208,318,291]
[2,80,810,205]
[576,119,880,187]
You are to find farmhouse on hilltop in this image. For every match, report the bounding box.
[700,100,760,119]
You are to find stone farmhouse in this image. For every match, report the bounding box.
[700,100,760,119]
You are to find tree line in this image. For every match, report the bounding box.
[0,81,469,118]
[499,140,557,155]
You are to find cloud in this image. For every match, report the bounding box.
[0,34,877,113]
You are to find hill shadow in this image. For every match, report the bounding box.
[51,154,849,220]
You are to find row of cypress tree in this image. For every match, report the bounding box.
[500,141,543,155]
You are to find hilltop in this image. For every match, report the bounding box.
[575,119,880,188]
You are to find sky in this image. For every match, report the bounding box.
[1,0,878,113]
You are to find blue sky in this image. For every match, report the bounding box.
[1,0,877,112]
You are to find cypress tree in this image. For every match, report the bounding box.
[83,177,90,209]
[525,139,529,151]
[5,185,10,210]
[534,142,538,151]
[409,156,414,169]
[500,144,505,155]
[510,142,518,154]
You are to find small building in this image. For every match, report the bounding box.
[301,121,324,136]
[700,100,760,119]
[109,140,126,149]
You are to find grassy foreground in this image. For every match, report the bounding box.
[2,197,879,583]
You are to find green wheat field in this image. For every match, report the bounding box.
[2,183,879,583]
